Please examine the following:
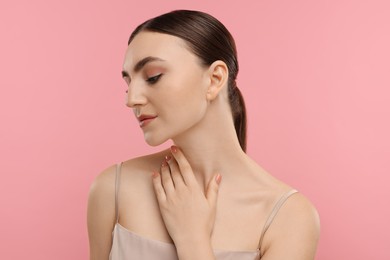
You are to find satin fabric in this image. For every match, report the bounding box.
[109,222,261,260]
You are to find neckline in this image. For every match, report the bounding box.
[114,222,260,254]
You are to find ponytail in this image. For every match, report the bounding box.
[229,82,247,152]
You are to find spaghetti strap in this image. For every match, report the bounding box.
[114,162,123,224]
[257,189,298,252]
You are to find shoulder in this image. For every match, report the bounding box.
[87,163,118,259]
[279,192,320,236]
[88,149,169,199]
[87,163,119,234]
[119,149,169,184]
[88,164,117,199]
[87,150,169,258]
[261,191,320,260]
[122,149,169,171]
[88,149,169,201]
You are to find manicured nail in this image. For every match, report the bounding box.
[161,161,167,167]
[215,174,222,184]
[165,155,171,161]
[152,171,159,178]
[171,145,178,153]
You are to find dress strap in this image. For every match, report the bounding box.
[114,162,123,224]
[257,189,298,251]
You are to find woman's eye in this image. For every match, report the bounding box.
[146,74,162,84]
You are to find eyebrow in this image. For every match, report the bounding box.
[121,56,165,78]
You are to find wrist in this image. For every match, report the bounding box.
[175,236,215,260]
[173,230,210,246]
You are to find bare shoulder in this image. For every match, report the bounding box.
[121,149,169,173]
[87,163,118,260]
[261,191,320,260]
[88,148,168,200]
[87,149,168,259]
[88,164,117,197]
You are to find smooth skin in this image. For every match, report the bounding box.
[152,146,220,260]
[87,31,320,260]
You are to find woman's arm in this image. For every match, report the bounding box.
[260,193,320,260]
[87,166,117,260]
[151,145,221,260]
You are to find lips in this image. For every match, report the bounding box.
[137,114,157,127]
[137,115,157,122]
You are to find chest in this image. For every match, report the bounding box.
[110,223,261,260]
[117,176,272,252]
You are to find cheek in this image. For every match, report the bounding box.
[171,89,208,131]
[150,68,208,129]
[179,71,207,103]
[171,80,207,116]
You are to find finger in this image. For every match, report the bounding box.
[206,173,222,208]
[151,171,166,202]
[160,160,175,195]
[165,154,185,188]
[170,145,197,186]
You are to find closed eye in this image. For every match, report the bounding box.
[146,74,162,84]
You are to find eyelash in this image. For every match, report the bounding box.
[124,74,162,93]
[146,74,162,84]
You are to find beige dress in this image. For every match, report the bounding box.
[109,162,298,260]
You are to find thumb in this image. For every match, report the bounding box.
[206,173,222,206]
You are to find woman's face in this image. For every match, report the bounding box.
[122,31,210,146]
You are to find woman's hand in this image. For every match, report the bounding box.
[151,145,222,246]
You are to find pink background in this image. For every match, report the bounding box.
[1,0,389,259]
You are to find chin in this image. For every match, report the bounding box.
[144,133,169,147]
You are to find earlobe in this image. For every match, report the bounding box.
[206,60,228,101]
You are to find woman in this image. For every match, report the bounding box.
[87,10,320,260]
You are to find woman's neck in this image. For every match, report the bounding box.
[171,98,248,189]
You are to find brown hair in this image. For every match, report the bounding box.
[128,10,247,152]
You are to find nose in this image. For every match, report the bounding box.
[126,84,147,108]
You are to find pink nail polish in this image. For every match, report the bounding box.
[161,161,167,167]
[215,174,222,184]
[165,155,171,161]
[171,145,178,153]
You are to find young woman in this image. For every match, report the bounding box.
[87,10,320,260]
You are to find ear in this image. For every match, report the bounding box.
[206,60,228,101]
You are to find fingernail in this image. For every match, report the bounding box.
[215,174,222,184]
[171,145,178,153]
[161,161,167,167]
[165,155,171,161]
[152,171,159,178]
